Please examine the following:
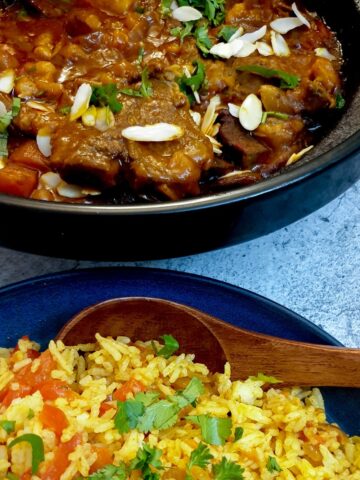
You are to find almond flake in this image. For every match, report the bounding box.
[234,41,257,58]
[57,181,87,199]
[206,134,222,154]
[36,128,52,157]
[172,6,202,22]
[255,41,274,56]
[228,27,244,42]
[0,69,15,94]
[70,83,92,121]
[240,25,267,44]
[292,2,310,28]
[228,103,241,118]
[27,101,54,113]
[122,123,184,142]
[271,31,290,57]
[239,93,263,131]
[286,145,314,166]
[210,39,244,59]
[201,95,221,135]
[189,110,201,126]
[40,172,62,189]
[270,17,303,34]
[315,48,336,61]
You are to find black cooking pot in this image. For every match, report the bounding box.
[1,0,360,260]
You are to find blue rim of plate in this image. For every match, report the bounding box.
[0,266,358,435]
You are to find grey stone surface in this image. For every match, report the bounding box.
[0,180,359,347]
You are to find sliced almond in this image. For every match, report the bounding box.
[36,128,52,157]
[27,101,54,113]
[270,31,290,57]
[228,103,241,118]
[270,17,303,34]
[255,41,274,56]
[95,106,115,132]
[286,145,314,166]
[172,6,202,22]
[201,95,221,135]
[70,83,92,121]
[82,105,97,127]
[234,41,257,58]
[239,93,263,131]
[0,101,7,117]
[292,2,310,28]
[206,134,222,154]
[209,39,244,59]
[240,25,267,44]
[40,172,62,189]
[315,48,336,61]
[57,181,87,199]
[189,110,201,126]
[122,123,184,142]
[0,69,15,94]
[228,27,244,42]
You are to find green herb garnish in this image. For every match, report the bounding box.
[186,415,232,446]
[335,92,345,109]
[59,105,71,115]
[178,60,206,105]
[0,420,15,434]
[266,456,282,473]
[0,98,21,157]
[194,23,213,54]
[237,65,300,89]
[249,373,282,384]
[212,457,245,480]
[90,83,123,113]
[8,434,45,474]
[88,464,127,480]
[135,5,145,13]
[137,46,145,65]
[156,334,179,359]
[261,111,290,123]
[160,0,172,15]
[176,0,224,25]
[217,25,238,42]
[130,444,163,480]
[114,399,145,433]
[234,426,244,441]
[119,68,152,98]
[6,474,19,480]
[186,443,213,478]
[171,22,194,43]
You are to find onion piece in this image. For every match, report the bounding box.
[0,69,15,94]
[70,83,92,121]
[239,94,263,131]
[228,103,241,118]
[315,48,336,61]
[122,123,184,142]
[270,31,290,57]
[240,25,267,44]
[292,2,310,28]
[36,128,52,157]
[255,41,274,56]
[172,6,202,22]
[270,17,303,34]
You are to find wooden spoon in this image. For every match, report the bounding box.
[56,297,360,387]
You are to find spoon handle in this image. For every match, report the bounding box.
[194,309,360,387]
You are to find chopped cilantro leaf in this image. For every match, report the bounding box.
[261,111,290,123]
[171,22,194,43]
[0,420,15,434]
[8,434,44,474]
[161,0,172,16]
[195,23,213,54]
[335,92,345,109]
[156,334,179,359]
[90,83,123,113]
[135,5,145,13]
[186,415,232,446]
[59,105,71,115]
[188,443,213,472]
[178,60,206,105]
[137,46,145,65]
[212,457,245,480]
[266,456,282,473]
[249,373,282,384]
[130,444,163,480]
[88,464,127,480]
[174,377,204,408]
[0,98,21,157]
[114,399,144,433]
[217,25,238,42]
[237,65,300,89]
[120,68,153,98]
[134,391,160,406]
[234,426,244,441]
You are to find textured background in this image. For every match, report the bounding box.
[0,180,359,347]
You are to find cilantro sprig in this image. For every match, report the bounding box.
[186,414,232,446]
[178,60,206,105]
[234,426,243,441]
[217,25,238,42]
[90,84,123,113]
[88,464,127,480]
[177,0,225,25]
[186,443,213,479]
[212,457,245,480]
[8,434,44,474]
[266,456,282,473]
[154,334,179,359]
[119,68,153,98]
[130,444,163,480]
[335,92,345,109]
[0,98,21,157]
[237,65,300,90]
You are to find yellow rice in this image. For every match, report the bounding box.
[0,334,359,479]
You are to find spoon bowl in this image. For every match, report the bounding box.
[56,297,360,387]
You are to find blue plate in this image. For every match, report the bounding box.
[0,267,358,435]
